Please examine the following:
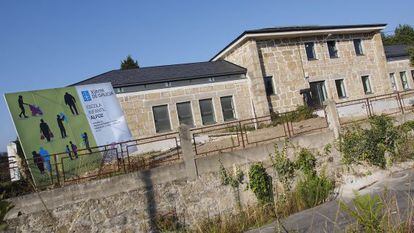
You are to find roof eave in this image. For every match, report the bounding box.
[211,25,386,61]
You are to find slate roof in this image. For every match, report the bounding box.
[211,24,387,60]
[384,44,410,59]
[72,60,247,88]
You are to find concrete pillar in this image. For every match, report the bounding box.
[178,124,198,180]
[323,99,341,139]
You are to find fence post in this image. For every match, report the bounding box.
[323,99,341,139]
[178,124,198,180]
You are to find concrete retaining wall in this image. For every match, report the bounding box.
[5,130,335,232]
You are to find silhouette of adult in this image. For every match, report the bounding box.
[40,119,52,142]
[18,95,28,118]
[39,147,51,172]
[70,141,79,159]
[32,151,44,174]
[64,92,79,115]
[82,132,92,153]
[56,114,67,138]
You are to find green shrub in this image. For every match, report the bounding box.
[340,193,384,233]
[295,171,335,208]
[295,148,317,176]
[340,115,401,168]
[248,163,273,205]
[269,145,295,191]
[0,180,33,199]
[271,105,316,125]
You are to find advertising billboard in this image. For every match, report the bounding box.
[4,83,133,186]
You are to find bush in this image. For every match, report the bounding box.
[269,145,295,191]
[295,171,335,208]
[0,180,33,199]
[248,163,273,205]
[271,105,316,125]
[295,148,317,176]
[340,115,401,168]
[340,193,384,233]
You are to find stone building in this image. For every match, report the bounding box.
[74,23,414,138]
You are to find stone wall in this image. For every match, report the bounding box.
[386,58,414,91]
[118,79,253,138]
[5,131,335,233]
[222,40,270,117]
[222,32,393,113]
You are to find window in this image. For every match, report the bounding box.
[400,71,410,90]
[176,102,194,127]
[263,76,275,96]
[305,42,316,60]
[220,96,236,121]
[199,99,215,125]
[309,81,328,108]
[353,39,363,55]
[335,79,347,98]
[412,70,414,81]
[327,41,338,58]
[361,76,372,94]
[152,105,171,133]
[389,73,397,91]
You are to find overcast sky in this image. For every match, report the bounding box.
[1,0,413,152]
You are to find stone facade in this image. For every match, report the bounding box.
[118,79,253,138]
[386,58,414,91]
[223,40,270,117]
[222,32,393,113]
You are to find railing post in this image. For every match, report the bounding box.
[397,92,405,114]
[53,154,60,186]
[366,98,372,117]
[238,121,245,148]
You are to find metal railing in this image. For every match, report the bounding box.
[190,108,329,157]
[336,90,414,125]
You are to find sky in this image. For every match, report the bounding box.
[0,0,413,152]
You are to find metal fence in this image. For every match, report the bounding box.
[336,90,414,125]
[190,108,329,157]
[0,132,183,190]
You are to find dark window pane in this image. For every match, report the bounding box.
[199,99,215,125]
[263,76,275,96]
[353,39,363,55]
[152,105,171,133]
[177,102,194,127]
[361,76,372,94]
[305,42,316,60]
[220,96,236,121]
[327,41,338,58]
[335,79,346,98]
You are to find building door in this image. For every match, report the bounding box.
[309,81,327,108]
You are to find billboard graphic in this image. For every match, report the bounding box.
[4,83,133,186]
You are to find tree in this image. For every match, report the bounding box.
[382,24,414,65]
[120,55,139,70]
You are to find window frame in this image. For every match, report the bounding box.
[389,73,397,92]
[327,41,339,58]
[176,101,194,127]
[199,98,216,125]
[305,42,317,60]
[152,104,172,133]
[335,79,347,99]
[220,96,237,122]
[361,75,373,94]
[400,71,410,90]
[353,39,364,56]
[263,76,275,96]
